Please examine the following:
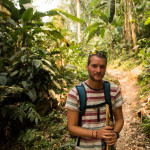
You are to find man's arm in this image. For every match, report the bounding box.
[113,106,124,133]
[67,109,115,139]
[67,109,93,138]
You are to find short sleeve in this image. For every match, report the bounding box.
[65,87,79,111]
[113,86,124,108]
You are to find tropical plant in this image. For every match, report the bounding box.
[0,0,86,148]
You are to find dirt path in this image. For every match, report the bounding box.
[107,66,150,150]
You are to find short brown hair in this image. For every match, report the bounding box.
[87,50,107,65]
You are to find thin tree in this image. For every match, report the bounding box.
[77,0,81,43]
[128,0,138,52]
[123,0,132,46]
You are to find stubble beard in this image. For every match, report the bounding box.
[89,73,104,82]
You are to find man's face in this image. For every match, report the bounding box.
[86,55,107,82]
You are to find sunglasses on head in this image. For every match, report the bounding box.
[89,50,107,56]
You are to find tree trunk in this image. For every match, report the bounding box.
[77,0,81,43]
[128,0,138,52]
[123,0,132,47]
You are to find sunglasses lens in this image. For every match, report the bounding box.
[90,50,107,56]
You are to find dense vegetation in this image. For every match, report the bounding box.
[0,0,150,149]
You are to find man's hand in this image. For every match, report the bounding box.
[98,126,117,145]
[104,131,117,146]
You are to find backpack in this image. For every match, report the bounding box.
[75,80,113,146]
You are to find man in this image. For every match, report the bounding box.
[65,50,124,150]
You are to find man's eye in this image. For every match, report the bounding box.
[92,65,97,67]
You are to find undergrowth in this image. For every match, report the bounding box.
[18,109,75,150]
[141,115,150,138]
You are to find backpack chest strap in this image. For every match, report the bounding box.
[86,102,106,122]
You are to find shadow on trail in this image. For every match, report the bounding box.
[107,66,150,150]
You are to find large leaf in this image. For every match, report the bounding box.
[32,60,41,69]
[48,89,56,99]
[21,7,33,22]
[144,17,150,25]
[32,11,46,21]
[96,2,107,9]
[46,10,60,16]
[19,0,31,5]
[85,22,104,32]
[53,81,61,90]
[93,10,109,24]
[26,88,36,102]
[42,64,56,76]
[2,0,21,21]
[0,76,7,85]
[32,27,43,35]
[50,9,85,24]
[87,27,101,43]
[107,0,115,23]
[91,0,103,7]
[43,30,66,42]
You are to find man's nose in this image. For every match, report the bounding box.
[97,67,101,72]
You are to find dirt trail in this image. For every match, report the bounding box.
[107,66,150,150]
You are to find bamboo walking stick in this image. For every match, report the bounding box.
[106,104,110,150]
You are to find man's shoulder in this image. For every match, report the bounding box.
[107,82,120,92]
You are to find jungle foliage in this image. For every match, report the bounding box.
[0,0,86,149]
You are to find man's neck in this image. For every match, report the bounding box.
[85,79,103,90]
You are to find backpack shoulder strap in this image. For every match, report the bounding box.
[76,83,87,146]
[76,83,86,116]
[103,81,113,122]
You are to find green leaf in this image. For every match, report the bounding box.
[26,90,33,100]
[53,81,61,89]
[21,7,33,22]
[85,22,104,32]
[0,76,7,85]
[93,10,108,24]
[41,59,52,67]
[21,81,29,90]
[21,55,27,63]
[32,11,45,20]
[10,70,19,77]
[65,64,77,69]
[49,89,56,99]
[19,0,31,6]
[52,9,85,23]
[8,18,16,26]
[22,25,32,33]
[35,117,38,125]
[144,17,150,25]
[46,10,60,16]
[32,59,41,69]
[91,0,102,7]
[32,27,43,35]
[30,88,37,101]
[42,64,56,76]
[87,27,101,43]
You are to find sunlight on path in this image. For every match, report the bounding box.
[107,66,150,150]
